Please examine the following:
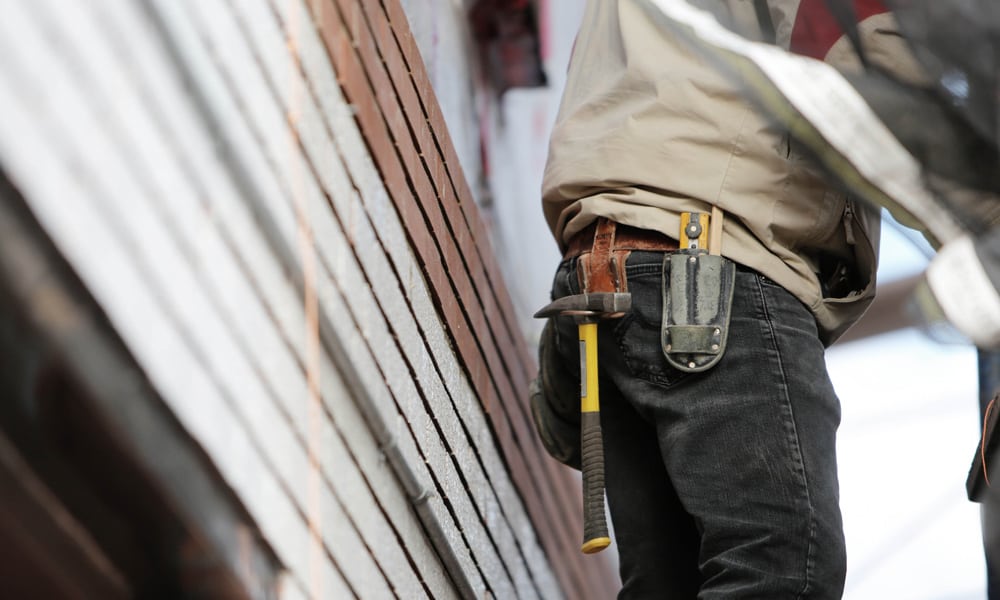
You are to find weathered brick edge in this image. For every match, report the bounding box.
[308,0,618,597]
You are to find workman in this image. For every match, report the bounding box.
[530,1,925,597]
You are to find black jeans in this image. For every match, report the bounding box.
[550,251,846,599]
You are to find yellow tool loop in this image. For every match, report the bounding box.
[679,212,710,250]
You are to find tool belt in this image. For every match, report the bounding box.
[564,218,679,294]
[565,216,735,374]
[564,220,680,259]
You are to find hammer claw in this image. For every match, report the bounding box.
[533,292,632,320]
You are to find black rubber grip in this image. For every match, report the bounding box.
[581,411,609,551]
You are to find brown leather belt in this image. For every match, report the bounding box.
[564,219,679,259]
[564,218,678,294]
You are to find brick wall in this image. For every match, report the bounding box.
[0,0,617,597]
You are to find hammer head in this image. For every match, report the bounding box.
[533,292,632,320]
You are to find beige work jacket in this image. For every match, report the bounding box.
[542,0,922,345]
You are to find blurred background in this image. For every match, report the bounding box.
[831,221,984,599]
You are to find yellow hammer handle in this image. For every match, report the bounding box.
[579,322,611,553]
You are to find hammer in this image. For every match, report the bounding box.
[535,291,631,553]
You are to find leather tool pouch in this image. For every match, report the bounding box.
[661,252,736,373]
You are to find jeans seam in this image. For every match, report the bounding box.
[753,274,817,599]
